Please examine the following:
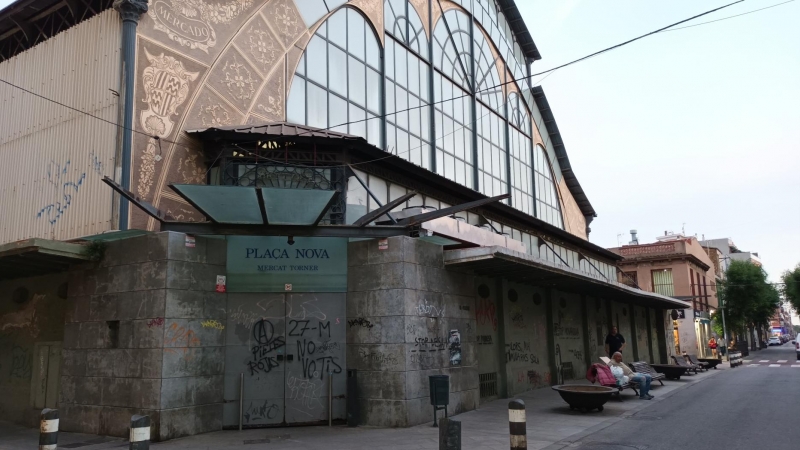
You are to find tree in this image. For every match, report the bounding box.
[717,260,779,343]
[782,264,800,312]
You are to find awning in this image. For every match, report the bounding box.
[444,246,691,309]
[0,238,90,280]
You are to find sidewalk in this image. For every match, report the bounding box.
[0,364,728,450]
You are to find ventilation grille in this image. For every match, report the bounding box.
[479,372,498,398]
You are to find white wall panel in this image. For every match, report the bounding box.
[0,10,121,244]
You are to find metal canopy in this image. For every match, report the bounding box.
[444,246,691,310]
[168,184,339,226]
[0,238,90,280]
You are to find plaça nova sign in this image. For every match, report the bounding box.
[227,236,346,292]
[246,248,331,259]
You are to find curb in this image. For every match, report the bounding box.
[541,368,726,450]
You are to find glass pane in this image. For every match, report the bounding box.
[287,78,305,124]
[328,9,347,48]
[297,54,305,75]
[307,83,327,128]
[366,29,381,70]
[329,94,348,132]
[328,44,347,96]
[306,37,327,87]
[367,113,381,148]
[348,57,366,107]
[348,104,367,139]
[347,9,365,60]
[367,68,381,114]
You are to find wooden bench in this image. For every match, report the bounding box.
[672,355,700,374]
[685,354,709,371]
[629,361,666,386]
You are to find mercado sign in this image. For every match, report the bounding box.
[226,236,347,292]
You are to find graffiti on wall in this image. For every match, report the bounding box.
[9,346,32,379]
[505,341,540,365]
[36,160,86,225]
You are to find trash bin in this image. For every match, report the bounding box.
[347,369,358,427]
[429,375,450,427]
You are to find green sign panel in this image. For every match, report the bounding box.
[226,236,347,292]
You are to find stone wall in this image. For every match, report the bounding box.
[503,282,549,396]
[346,236,478,427]
[59,232,227,440]
[0,273,69,427]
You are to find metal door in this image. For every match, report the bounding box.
[224,293,346,427]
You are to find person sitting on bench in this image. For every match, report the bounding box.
[609,352,654,400]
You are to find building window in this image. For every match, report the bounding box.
[385,0,432,169]
[287,8,382,147]
[508,92,533,215]
[432,9,475,188]
[621,271,638,287]
[651,269,675,297]
[533,145,564,228]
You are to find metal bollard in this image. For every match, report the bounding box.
[129,415,150,450]
[39,408,59,450]
[438,417,461,450]
[508,399,526,450]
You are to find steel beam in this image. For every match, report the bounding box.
[102,176,169,222]
[353,192,417,227]
[396,194,510,226]
[160,223,411,238]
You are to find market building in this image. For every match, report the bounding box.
[610,232,718,358]
[0,0,688,441]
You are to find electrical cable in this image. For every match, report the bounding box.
[663,0,795,31]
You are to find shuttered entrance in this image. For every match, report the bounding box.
[223,293,346,427]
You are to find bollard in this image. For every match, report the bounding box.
[438,417,461,450]
[129,415,150,450]
[39,408,58,450]
[508,399,526,450]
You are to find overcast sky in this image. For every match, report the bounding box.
[1,1,797,282]
[518,0,800,285]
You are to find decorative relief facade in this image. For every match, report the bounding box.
[220,54,258,101]
[148,0,255,52]
[350,0,384,42]
[263,0,305,48]
[244,21,281,73]
[140,47,200,138]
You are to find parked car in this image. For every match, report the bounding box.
[796,340,800,360]
[768,337,781,346]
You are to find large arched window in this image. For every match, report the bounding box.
[473,28,506,200]
[508,92,533,215]
[287,8,382,147]
[432,9,474,188]
[533,144,564,228]
[385,0,432,169]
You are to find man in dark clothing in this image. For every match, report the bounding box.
[605,326,626,358]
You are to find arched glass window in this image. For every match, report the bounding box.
[385,0,432,169]
[432,9,474,188]
[287,8,382,147]
[473,28,505,200]
[533,144,564,228]
[508,92,532,215]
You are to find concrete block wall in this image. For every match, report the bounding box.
[346,237,478,427]
[59,232,226,440]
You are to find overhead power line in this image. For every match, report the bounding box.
[663,0,795,31]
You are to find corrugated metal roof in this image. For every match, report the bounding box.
[0,238,89,280]
[496,0,542,61]
[444,246,691,309]
[187,123,367,141]
[531,86,596,219]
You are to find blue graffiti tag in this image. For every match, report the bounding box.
[36,160,87,225]
[88,152,103,174]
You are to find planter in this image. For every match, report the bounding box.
[698,358,722,369]
[650,364,689,380]
[551,385,617,412]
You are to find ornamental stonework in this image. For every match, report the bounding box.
[263,0,304,48]
[148,0,255,53]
